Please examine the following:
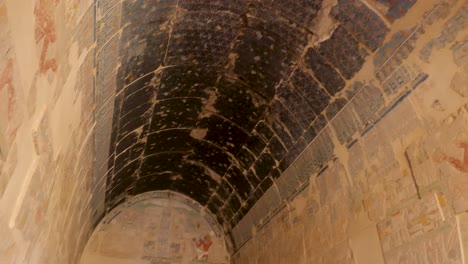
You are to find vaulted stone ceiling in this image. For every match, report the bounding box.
[104,0,414,234]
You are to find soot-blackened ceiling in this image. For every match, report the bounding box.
[104,0,414,230]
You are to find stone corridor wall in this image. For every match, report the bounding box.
[232,0,468,263]
[0,0,99,263]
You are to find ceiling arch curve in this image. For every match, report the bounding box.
[98,0,415,240]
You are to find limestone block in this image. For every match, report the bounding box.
[76,52,95,125]
[453,40,468,71]
[346,141,366,180]
[378,192,452,258]
[239,238,256,264]
[363,186,387,222]
[447,169,468,214]
[457,212,468,261]
[450,71,468,97]
[383,224,461,264]
[0,162,9,198]
[349,211,385,264]
[278,227,306,264]
[0,217,15,264]
[71,5,95,55]
[303,231,322,261]
[363,163,418,222]
[360,128,399,178]
[424,107,468,213]
[320,240,356,264]
[330,199,353,243]
[313,208,334,251]
[378,196,442,252]
[378,99,423,144]
[14,162,55,249]
[258,226,281,264]
[0,132,7,161]
[406,140,442,189]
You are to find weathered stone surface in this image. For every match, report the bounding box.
[2,0,468,263]
[331,0,389,51]
[81,191,230,264]
[0,0,98,263]
[420,3,468,63]
[458,212,468,259]
[318,26,366,79]
[230,1,468,262]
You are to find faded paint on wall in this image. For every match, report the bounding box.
[232,0,468,263]
[81,191,230,264]
[0,0,98,263]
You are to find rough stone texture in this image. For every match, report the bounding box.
[80,191,230,264]
[232,0,468,262]
[234,105,468,263]
[0,0,98,263]
[1,0,468,263]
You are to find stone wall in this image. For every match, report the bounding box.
[232,0,468,263]
[0,0,99,263]
[80,191,230,264]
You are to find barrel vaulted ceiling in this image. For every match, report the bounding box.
[99,0,416,237]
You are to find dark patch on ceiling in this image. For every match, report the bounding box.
[101,0,412,235]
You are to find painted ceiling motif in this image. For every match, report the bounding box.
[99,0,416,241]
